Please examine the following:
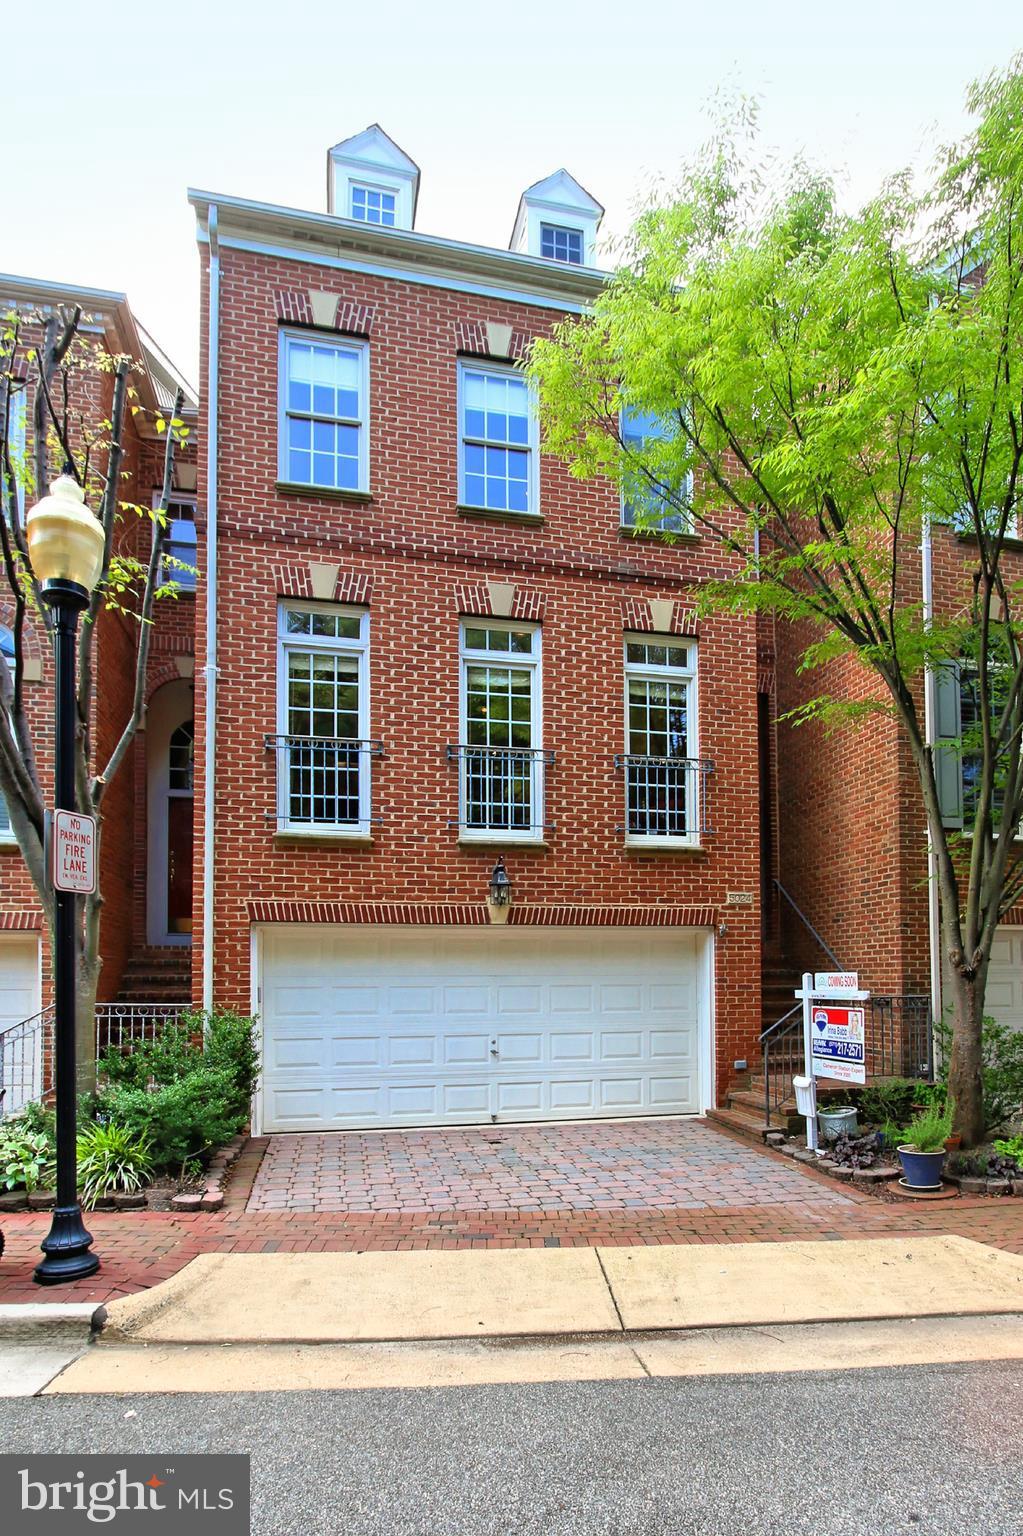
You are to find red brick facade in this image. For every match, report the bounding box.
[192,220,768,1109]
[0,282,197,1019]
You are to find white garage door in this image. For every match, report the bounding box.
[987,927,1023,1034]
[0,935,41,1116]
[259,926,708,1132]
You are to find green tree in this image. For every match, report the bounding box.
[529,65,1023,1146]
[0,305,188,1090]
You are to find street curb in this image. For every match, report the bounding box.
[0,1302,107,1343]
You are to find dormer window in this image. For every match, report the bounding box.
[510,169,603,269]
[539,224,583,265]
[327,124,420,231]
[351,184,397,227]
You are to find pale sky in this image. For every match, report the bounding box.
[4,0,1020,384]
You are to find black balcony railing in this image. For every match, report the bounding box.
[614,754,714,839]
[447,744,554,834]
[265,734,383,830]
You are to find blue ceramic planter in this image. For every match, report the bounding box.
[897,1145,947,1190]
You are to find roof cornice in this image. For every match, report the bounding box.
[188,188,609,308]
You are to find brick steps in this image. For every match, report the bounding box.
[113,947,192,1010]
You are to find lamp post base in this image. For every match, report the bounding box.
[33,1205,99,1285]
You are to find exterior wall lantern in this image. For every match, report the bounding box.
[487,857,512,924]
[26,475,104,1285]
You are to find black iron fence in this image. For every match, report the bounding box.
[760,993,934,1128]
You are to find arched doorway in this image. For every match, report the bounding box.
[146,680,194,946]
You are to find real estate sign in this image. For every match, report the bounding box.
[52,810,97,895]
[810,1004,866,1085]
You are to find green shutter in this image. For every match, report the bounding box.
[934,662,963,829]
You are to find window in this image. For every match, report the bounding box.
[350,184,396,226]
[540,223,583,265]
[0,625,15,841]
[279,332,369,493]
[155,493,198,592]
[458,364,537,515]
[168,721,194,792]
[2,383,27,519]
[622,638,700,843]
[620,407,691,534]
[275,603,371,834]
[934,657,1022,836]
[456,623,544,838]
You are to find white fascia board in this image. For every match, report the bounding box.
[188,189,608,309]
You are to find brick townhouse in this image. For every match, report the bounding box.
[0,275,198,1107]
[188,125,774,1133]
[774,522,1023,1061]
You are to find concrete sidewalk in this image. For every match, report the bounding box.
[97,1235,1023,1346]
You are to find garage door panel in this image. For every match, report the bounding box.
[0,937,41,1116]
[550,1032,596,1062]
[260,928,707,1131]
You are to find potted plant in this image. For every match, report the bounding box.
[898,1103,954,1190]
[818,1102,859,1142]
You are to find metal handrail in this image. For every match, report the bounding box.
[0,1006,54,1119]
[760,1003,803,1128]
[773,879,845,972]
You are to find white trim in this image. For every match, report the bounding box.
[146,679,195,948]
[0,932,43,1114]
[276,600,371,834]
[202,205,220,1013]
[203,233,594,316]
[278,329,370,495]
[456,359,539,517]
[250,924,263,1136]
[623,635,700,847]
[458,620,543,838]
[700,929,715,1113]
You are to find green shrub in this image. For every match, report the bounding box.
[0,1123,55,1192]
[859,1078,919,1127]
[76,1122,153,1209]
[992,1135,1023,1169]
[98,1064,245,1173]
[901,1102,954,1154]
[935,1014,1023,1134]
[94,1010,259,1173]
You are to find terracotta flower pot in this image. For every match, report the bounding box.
[944,1133,962,1153]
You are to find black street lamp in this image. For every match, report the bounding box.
[26,475,104,1285]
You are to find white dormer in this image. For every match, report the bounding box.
[510,170,603,268]
[326,124,420,230]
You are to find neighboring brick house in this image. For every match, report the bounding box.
[774,521,1023,1055]
[0,275,198,1104]
[189,125,773,1132]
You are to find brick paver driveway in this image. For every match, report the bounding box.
[245,1118,851,1214]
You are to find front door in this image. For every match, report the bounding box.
[167,720,194,935]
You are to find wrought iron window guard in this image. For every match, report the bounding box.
[264,734,383,831]
[447,743,554,834]
[613,753,714,838]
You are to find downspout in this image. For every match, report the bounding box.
[202,204,220,1013]
[921,514,943,1035]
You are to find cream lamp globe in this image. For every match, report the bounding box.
[25,475,105,593]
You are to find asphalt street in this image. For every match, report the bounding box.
[3,1360,1021,1535]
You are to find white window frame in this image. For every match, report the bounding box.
[349,181,398,226]
[153,489,198,591]
[955,657,1023,842]
[457,361,540,518]
[278,329,370,494]
[619,407,693,534]
[2,383,27,520]
[623,636,700,848]
[539,222,584,265]
[276,601,371,837]
[458,620,544,843]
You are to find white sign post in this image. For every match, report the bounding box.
[51,810,97,895]
[795,971,870,1152]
